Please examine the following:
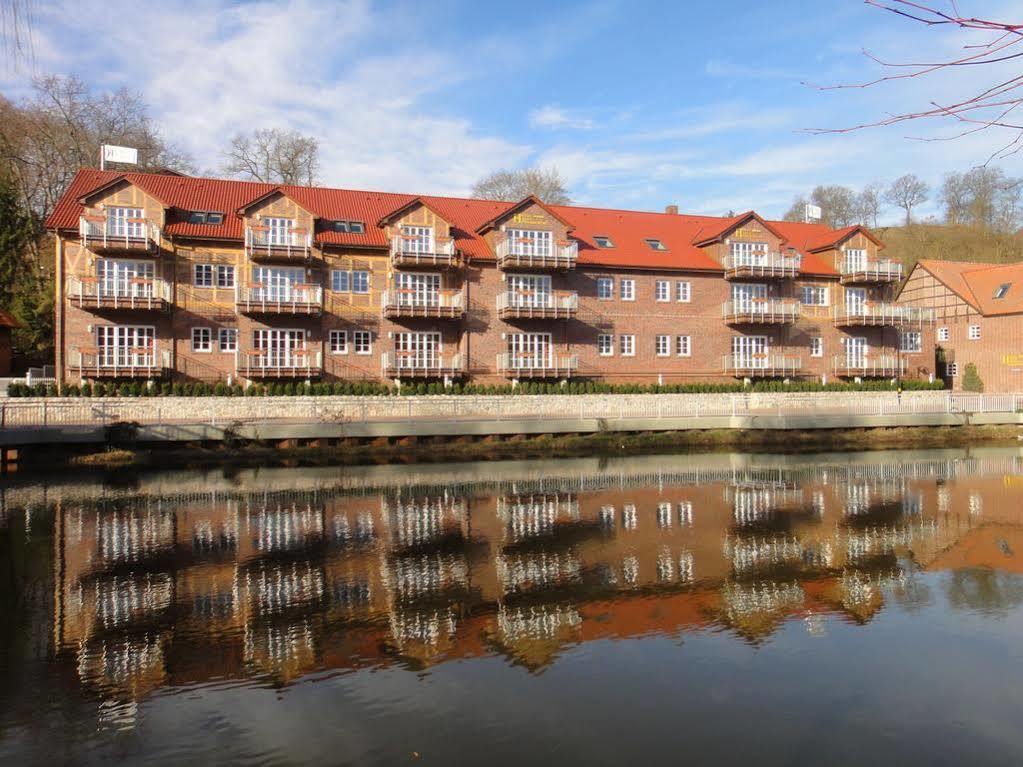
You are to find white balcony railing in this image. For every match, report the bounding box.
[236,349,323,376]
[723,252,801,278]
[840,258,903,283]
[722,354,803,377]
[496,236,578,269]
[235,284,323,314]
[390,235,458,266]
[496,290,578,317]
[381,352,464,376]
[244,226,312,260]
[69,347,170,377]
[832,355,908,377]
[722,299,800,323]
[79,215,161,252]
[67,275,171,310]
[381,288,465,317]
[497,353,579,377]
[832,303,934,326]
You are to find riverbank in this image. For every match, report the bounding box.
[40,423,1023,472]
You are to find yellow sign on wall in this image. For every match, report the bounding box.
[1001,353,1023,366]
[733,226,765,240]
[511,212,550,227]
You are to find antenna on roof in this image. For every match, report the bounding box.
[804,203,822,224]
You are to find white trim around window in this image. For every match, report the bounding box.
[620,334,635,356]
[675,281,691,303]
[655,334,670,356]
[620,279,635,301]
[597,333,614,356]
[937,327,950,342]
[191,326,213,353]
[676,335,691,357]
[353,330,372,355]
[655,280,670,302]
[329,329,348,354]
[218,328,238,352]
[810,337,823,358]
[968,324,981,340]
[900,331,922,353]
[597,277,614,300]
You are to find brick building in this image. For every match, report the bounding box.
[899,259,1023,391]
[46,169,935,387]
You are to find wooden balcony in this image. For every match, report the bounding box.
[496,237,577,270]
[67,275,171,312]
[236,349,323,378]
[722,354,803,378]
[69,347,171,379]
[79,215,161,254]
[832,304,934,327]
[381,352,464,379]
[390,236,460,268]
[497,353,578,379]
[839,258,903,284]
[235,285,323,315]
[832,355,907,378]
[381,288,465,319]
[497,290,578,320]
[244,226,312,262]
[723,253,801,280]
[722,299,800,325]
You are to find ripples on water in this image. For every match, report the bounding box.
[2,450,1023,766]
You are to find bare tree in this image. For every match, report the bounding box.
[471,167,571,204]
[884,174,929,225]
[221,128,319,186]
[810,185,858,228]
[0,75,193,219]
[941,167,1022,230]
[855,182,884,228]
[805,1,1023,161]
[782,196,810,222]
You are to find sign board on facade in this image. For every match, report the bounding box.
[101,145,139,167]
[1001,353,1023,366]
[511,212,550,227]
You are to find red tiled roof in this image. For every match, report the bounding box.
[46,169,865,276]
[915,259,1023,316]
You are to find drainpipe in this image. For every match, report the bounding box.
[55,235,65,394]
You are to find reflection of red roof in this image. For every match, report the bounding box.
[913,259,1023,316]
[47,169,882,276]
[0,309,19,329]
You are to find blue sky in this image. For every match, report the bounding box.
[2,0,1020,222]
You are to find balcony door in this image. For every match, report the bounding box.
[844,249,868,272]
[254,329,306,367]
[396,332,441,369]
[400,225,434,254]
[845,287,867,314]
[846,337,868,369]
[96,325,155,367]
[106,207,144,238]
[263,217,295,246]
[508,274,551,308]
[731,283,768,311]
[97,259,154,297]
[507,228,552,258]
[396,272,441,307]
[253,266,304,301]
[509,333,552,368]
[730,241,768,267]
[732,335,768,368]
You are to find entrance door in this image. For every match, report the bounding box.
[396,332,441,369]
[97,259,155,297]
[96,325,155,367]
[254,329,305,368]
[846,337,868,369]
[396,272,441,307]
[509,333,552,368]
[731,283,768,312]
[253,267,303,301]
[508,274,551,308]
[732,335,768,368]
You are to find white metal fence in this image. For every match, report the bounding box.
[1,392,1020,429]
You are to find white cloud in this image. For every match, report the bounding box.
[529,105,595,130]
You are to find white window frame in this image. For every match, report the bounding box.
[507,228,553,258]
[252,266,304,301]
[193,263,213,288]
[655,335,670,357]
[96,259,155,298]
[597,277,614,300]
[947,362,959,377]
[352,270,370,294]
[218,328,237,352]
[729,240,769,266]
[810,337,823,358]
[800,285,829,306]
[396,272,443,307]
[216,264,235,289]
[900,331,922,353]
[400,225,434,254]
[597,333,614,357]
[95,325,155,367]
[620,334,635,357]
[675,280,691,303]
[329,329,349,354]
[968,324,981,340]
[620,279,636,301]
[106,206,145,238]
[331,269,371,293]
[676,335,691,357]
[191,327,213,353]
[655,280,670,302]
[353,330,372,355]
[937,327,950,342]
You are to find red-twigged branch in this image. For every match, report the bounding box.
[802,0,1023,161]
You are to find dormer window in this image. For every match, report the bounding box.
[644,238,666,251]
[994,283,1011,299]
[187,211,224,225]
[593,235,614,248]
[330,220,366,234]
[349,221,365,233]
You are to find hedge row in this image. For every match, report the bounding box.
[7,378,947,398]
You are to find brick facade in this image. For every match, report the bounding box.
[50,171,937,387]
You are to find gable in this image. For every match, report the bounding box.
[79,180,167,228]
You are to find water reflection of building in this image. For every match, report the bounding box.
[40,451,1023,707]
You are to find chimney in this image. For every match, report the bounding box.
[665,204,679,215]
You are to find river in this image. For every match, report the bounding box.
[2,448,1023,765]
